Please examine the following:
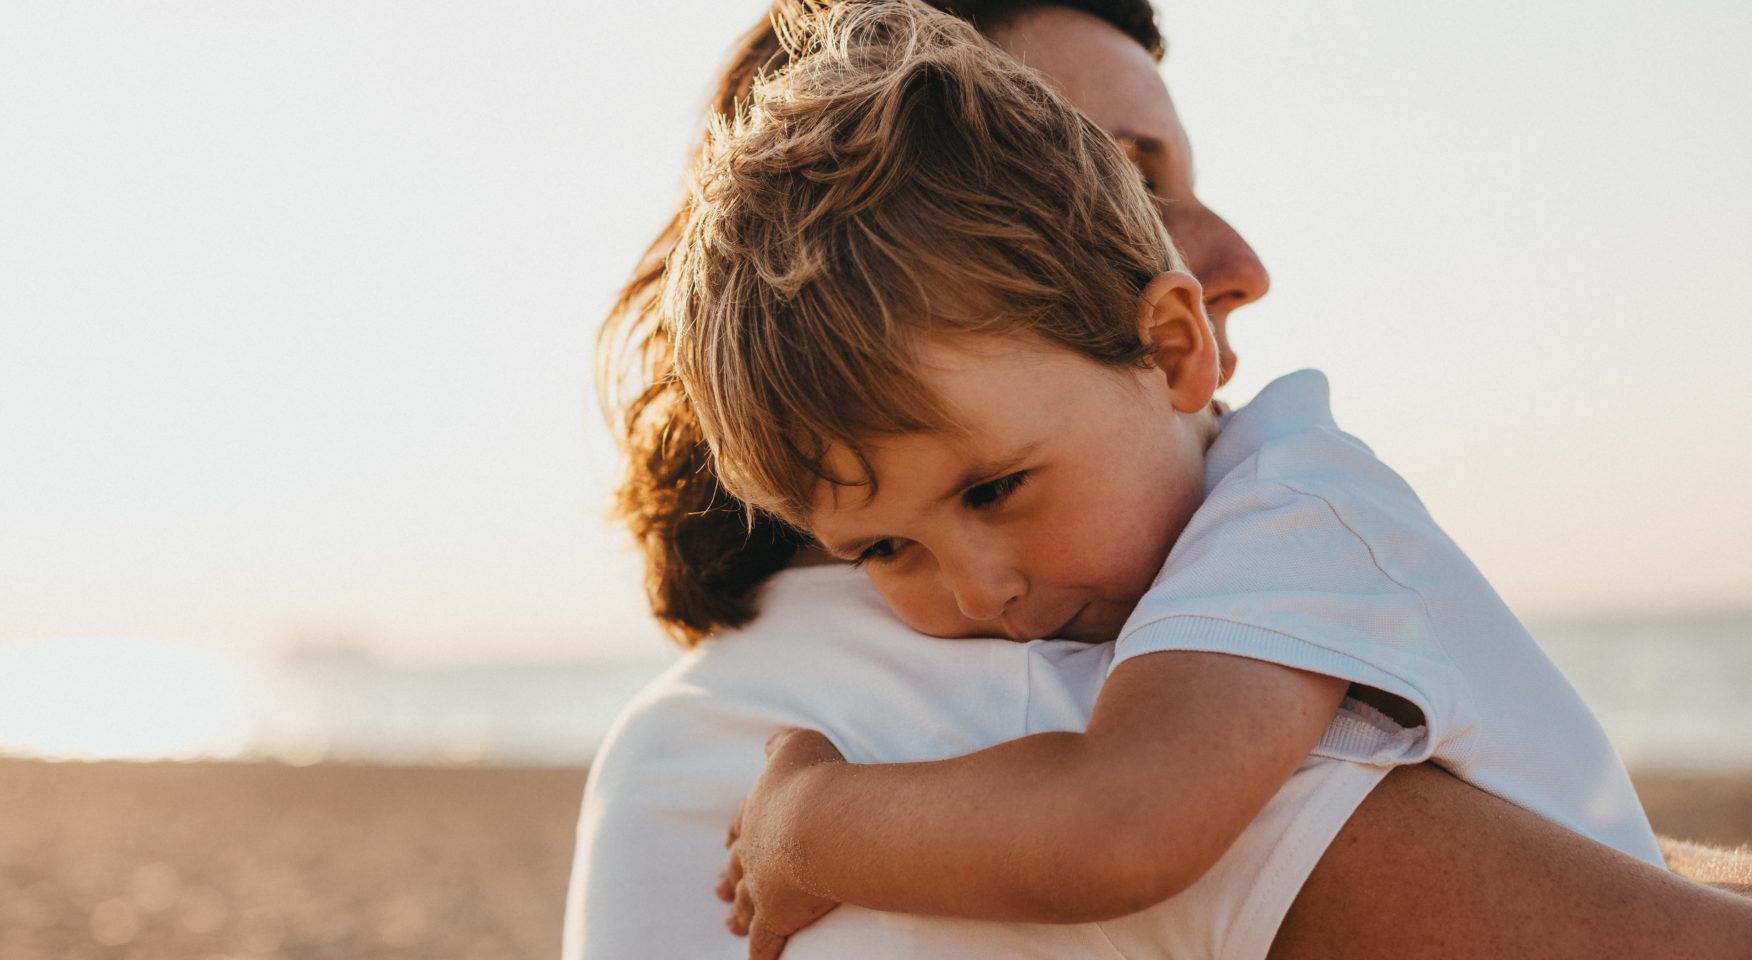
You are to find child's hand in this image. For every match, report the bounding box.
[715,728,846,959]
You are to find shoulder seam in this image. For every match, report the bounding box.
[1264,479,1479,763]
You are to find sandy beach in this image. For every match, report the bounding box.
[1,758,1747,960]
[0,760,583,960]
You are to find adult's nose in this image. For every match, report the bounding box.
[1180,203,1270,382]
[1189,204,1270,315]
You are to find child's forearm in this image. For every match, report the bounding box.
[773,652,1346,924]
[778,731,1185,923]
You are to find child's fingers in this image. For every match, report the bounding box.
[762,730,848,783]
[766,728,839,764]
[747,918,789,960]
[730,880,756,936]
[763,728,798,756]
[718,848,745,901]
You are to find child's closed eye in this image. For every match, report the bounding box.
[851,539,898,568]
[848,472,1029,569]
[963,470,1029,510]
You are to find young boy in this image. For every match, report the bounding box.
[665,1,1663,954]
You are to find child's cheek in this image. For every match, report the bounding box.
[1046,494,1169,604]
[1036,486,1133,586]
[869,563,979,640]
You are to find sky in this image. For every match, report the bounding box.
[2,0,1749,664]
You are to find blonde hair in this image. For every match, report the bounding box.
[601,0,1168,647]
[668,0,1181,527]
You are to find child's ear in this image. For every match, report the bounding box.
[1136,270,1219,413]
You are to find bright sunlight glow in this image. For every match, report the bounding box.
[0,637,259,761]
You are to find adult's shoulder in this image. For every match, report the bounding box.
[566,565,1103,959]
[568,566,932,960]
[598,564,1068,767]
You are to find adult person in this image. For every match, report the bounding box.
[566,3,1752,958]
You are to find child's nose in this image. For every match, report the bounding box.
[943,561,1024,624]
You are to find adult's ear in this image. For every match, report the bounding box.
[1136,270,1220,413]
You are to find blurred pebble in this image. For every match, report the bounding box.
[1,925,52,960]
[307,906,357,943]
[373,896,427,949]
[55,856,103,896]
[9,880,59,928]
[89,898,139,946]
[131,861,182,911]
[178,884,228,934]
[235,904,285,954]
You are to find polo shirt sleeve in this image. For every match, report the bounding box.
[1111,472,1480,768]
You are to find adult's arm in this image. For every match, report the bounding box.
[1661,837,1752,895]
[1269,763,1752,960]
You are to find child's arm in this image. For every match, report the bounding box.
[721,651,1346,946]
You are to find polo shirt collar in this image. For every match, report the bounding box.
[1205,369,1337,492]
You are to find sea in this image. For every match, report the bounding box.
[1,613,1748,773]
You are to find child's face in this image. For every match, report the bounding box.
[807,332,1213,644]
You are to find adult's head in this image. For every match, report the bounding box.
[985,5,1267,383]
[602,0,1267,646]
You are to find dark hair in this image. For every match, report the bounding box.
[598,0,1165,647]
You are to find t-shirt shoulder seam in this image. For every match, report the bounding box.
[1261,478,1452,652]
[1260,477,1479,747]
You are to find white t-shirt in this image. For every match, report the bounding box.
[1114,369,1663,865]
[563,566,1389,959]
